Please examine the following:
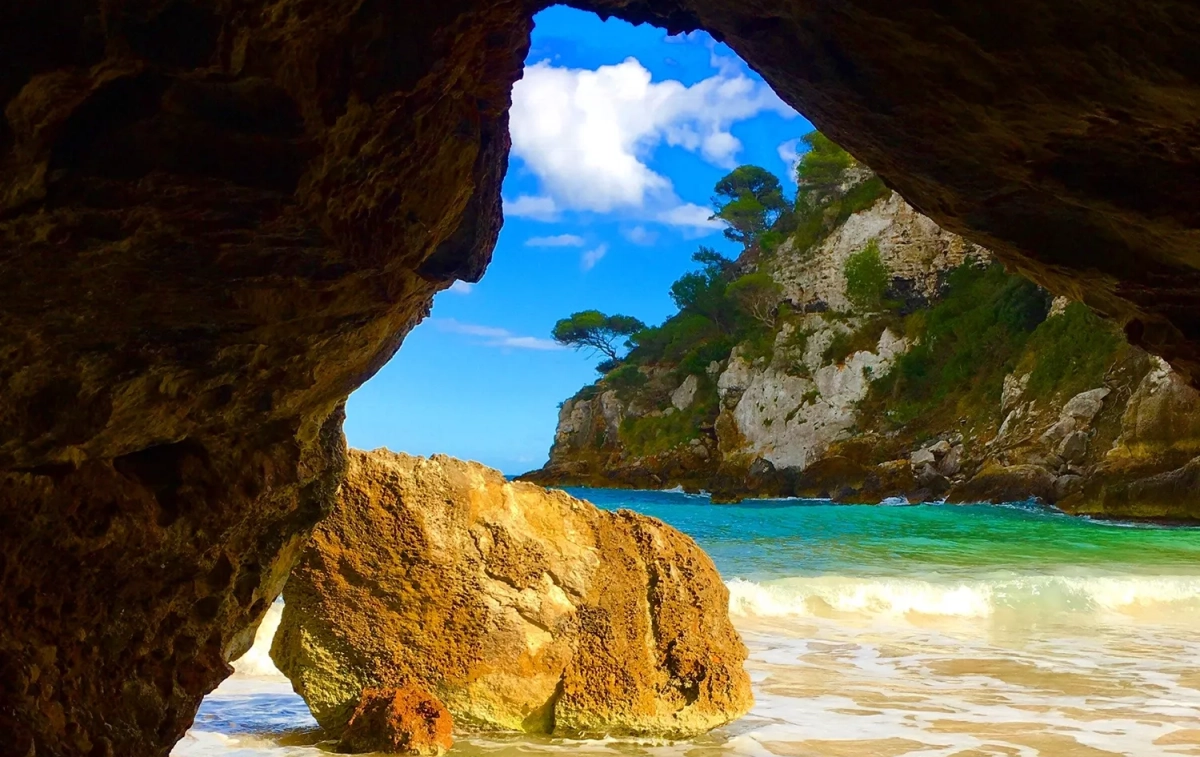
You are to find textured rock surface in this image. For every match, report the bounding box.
[772,192,987,312]
[4,0,1200,753]
[0,1,526,753]
[722,323,908,470]
[273,449,752,739]
[337,686,454,756]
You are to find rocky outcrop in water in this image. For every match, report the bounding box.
[4,1,1200,752]
[337,686,455,756]
[272,449,752,739]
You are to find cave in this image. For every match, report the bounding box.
[2,1,1199,754]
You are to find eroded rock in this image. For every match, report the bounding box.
[273,449,752,739]
[946,464,1057,504]
[338,686,454,756]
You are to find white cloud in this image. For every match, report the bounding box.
[624,225,659,246]
[500,336,563,351]
[657,203,725,235]
[580,243,608,271]
[430,318,563,351]
[509,55,794,220]
[778,137,802,179]
[447,280,474,295]
[504,194,559,221]
[526,234,585,247]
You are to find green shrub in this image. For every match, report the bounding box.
[678,336,737,376]
[844,239,890,310]
[822,330,856,365]
[864,262,1050,431]
[604,364,647,400]
[822,316,895,364]
[572,384,601,403]
[619,379,719,456]
[759,229,786,253]
[1022,303,1124,398]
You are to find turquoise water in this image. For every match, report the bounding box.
[177,491,1200,757]
[571,489,1200,578]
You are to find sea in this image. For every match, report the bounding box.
[175,489,1200,757]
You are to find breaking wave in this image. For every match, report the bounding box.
[230,601,285,678]
[726,574,1200,620]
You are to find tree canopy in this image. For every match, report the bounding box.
[795,131,855,208]
[669,248,737,331]
[551,310,646,366]
[727,272,783,327]
[710,165,787,248]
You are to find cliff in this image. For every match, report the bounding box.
[527,171,1200,521]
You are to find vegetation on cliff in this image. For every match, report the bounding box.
[531,131,1198,519]
[559,133,886,384]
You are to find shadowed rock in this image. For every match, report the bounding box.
[272,449,753,739]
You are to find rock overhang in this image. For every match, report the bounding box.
[2,1,1200,754]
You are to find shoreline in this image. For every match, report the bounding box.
[522,476,1200,527]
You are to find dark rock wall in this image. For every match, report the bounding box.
[2,0,1200,754]
[0,1,529,754]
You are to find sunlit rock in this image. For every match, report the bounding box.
[272,449,753,738]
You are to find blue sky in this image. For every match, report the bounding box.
[345,6,812,473]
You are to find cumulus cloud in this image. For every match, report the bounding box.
[504,194,559,221]
[526,234,586,247]
[657,203,724,235]
[777,137,802,179]
[624,225,659,246]
[580,243,608,271]
[509,55,794,219]
[431,318,563,351]
[447,281,474,295]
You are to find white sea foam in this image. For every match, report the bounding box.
[726,574,1200,620]
[230,601,286,678]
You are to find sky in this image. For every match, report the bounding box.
[344,5,813,474]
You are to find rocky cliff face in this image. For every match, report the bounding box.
[530,190,1200,521]
[273,449,752,740]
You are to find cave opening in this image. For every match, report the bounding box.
[174,7,805,754]
[7,0,1200,755]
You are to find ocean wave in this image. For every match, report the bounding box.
[230,601,286,678]
[726,574,1200,619]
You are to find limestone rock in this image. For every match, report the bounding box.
[938,445,964,478]
[1063,458,1200,522]
[1001,372,1031,414]
[338,686,454,756]
[672,375,701,411]
[911,448,936,467]
[1059,431,1090,464]
[1062,388,1111,424]
[772,192,988,312]
[273,449,752,739]
[1119,359,1200,458]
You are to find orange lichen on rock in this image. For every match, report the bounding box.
[337,686,454,756]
